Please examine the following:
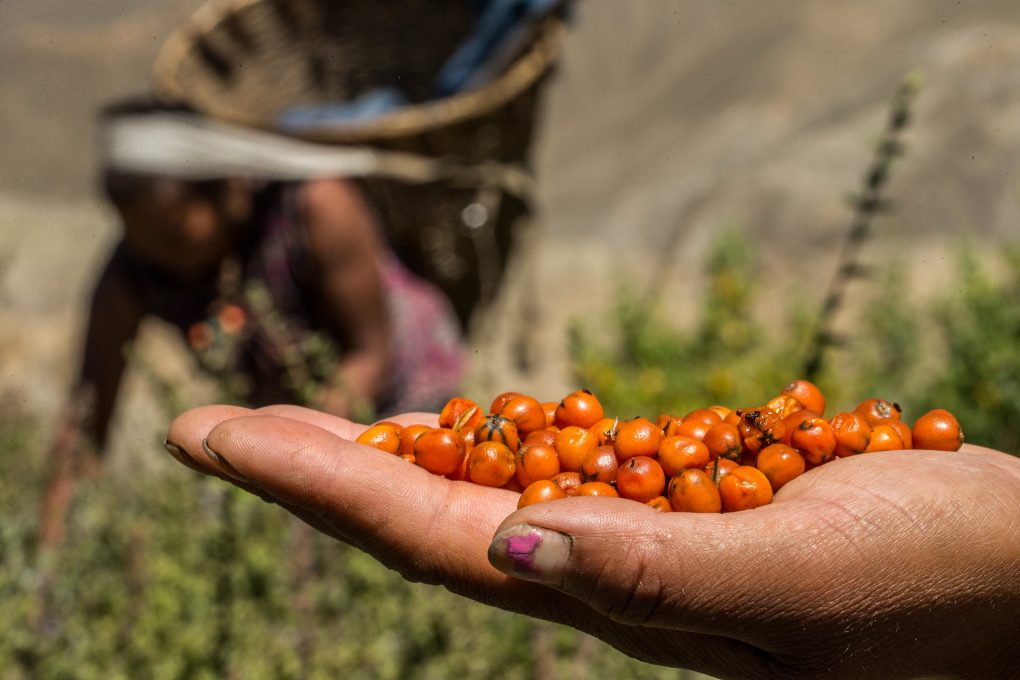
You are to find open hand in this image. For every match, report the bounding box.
[166,405,1020,680]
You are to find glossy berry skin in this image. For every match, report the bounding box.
[702,422,743,461]
[704,458,739,484]
[580,445,620,484]
[588,417,620,446]
[668,469,722,513]
[646,496,672,512]
[414,428,466,476]
[554,389,605,429]
[853,398,902,427]
[737,407,786,455]
[912,409,964,451]
[876,417,913,449]
[518,480,567,508]
[755,443,805,491]
[515,443,561,488]
[438,397,484,432]
[489,391,522,414]
[467,441,516,487]
[555,426,599,473]
[657,435,710,477]
[718,466,773,512]
[575,481,619,498]
[682,408,724,427]
[616,456,667,503]
[524,429,558,447]
[499,394,547,436]
[541,401,558,428]
[399,424,432,458]
[765,395,802,419]
[780,410,818,446]
[789,417,837,465]
[614,417,664,460]
[781,379,826,416]
[474,414,520,452]
[865,424,905,453]
[830,412,871,457]
[355,423,403,454]
[551,471,583,496]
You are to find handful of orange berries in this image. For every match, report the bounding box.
[355,380,964,514]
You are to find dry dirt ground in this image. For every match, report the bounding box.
[2,1,1020,465]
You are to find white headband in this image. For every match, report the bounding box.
[101,112,534,198]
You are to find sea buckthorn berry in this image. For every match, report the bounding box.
[668,469,722,513]
[723,409,742,425]
[683,408,724,427]
[399,453,416,464]
[702,422,744,461]
[589,417,620,446]
[355,423,403,454]
[853,398,902,427]
[756,443,806,491]
[499,394,547,436]
[647,496,672,512]
[551,471,583,496]
[555,426,599,472]
[718,466,774,512]
[474,414,520,452]
[468,442,516,487]
[830,412,871,457]
[458,427,477,452]
[614,417,664,460]
[657,435,711,477]
[439,397,484,432]
[580,445,620,484]
[737,407,786,455]
[489,391,522,414]
[414,428,466,476]
[765,395,802,419]
[554,389,605,429]
[674,418,711,441]
[541,401,558,428]
[524,429,558,447]
[709,405,732,421]
[912,409,964,451]
[518,480,567,509]
[865,424,905,453]
[399,424,431,458]
[789,417,837,465]
[617,456,667,503]
[447,444,472,481]
[658,415,684,437]
[575,481,619,498]
[515,443,561,488]
[704,457,739,484]
[781,409,818,446]
[876,417,912,449]
[781,379,826,416]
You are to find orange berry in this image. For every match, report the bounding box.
[414,428,466,476]
[737,407,786,455]
[674,418,711,441]
[575,481,619,498]
[614,417,664,460]
[555,426,599,472]
[704,457,739,484]
[718,466,774,512]
[912,409,964,451]
[646,496,672,512]
[781,379,826,417]
[789,417,837,465]
[709,405,732,421]
[499,394,547,436]
[830,412,871,457]
[702,422,743,461]
[668,469,722,513]
[853,398,902,427]
[524,429,558,447]
[355,423,403,454]
[755,443,805,491]
[474,414,520,452]
[518,480,567,508]
[554,389,605,429]
[580,445,620,484]
[588,417,620,446]
[398,424,432,458]
[439,397,484,432]
[616,456,666,503]
[515,443,561,488]
[682,408,723,427]
[765,394,802,419]
[657,435,711,477]
[489,391,521,414]
[468,441,516,487]
[540,401,558,428]
[865,424,905,453]
[551,471,583,496]
[876,417,912,449]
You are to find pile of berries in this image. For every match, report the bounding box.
[355,380,964,513]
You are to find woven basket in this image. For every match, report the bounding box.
[153,0,563,327]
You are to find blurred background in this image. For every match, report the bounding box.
[1,1,1019,678]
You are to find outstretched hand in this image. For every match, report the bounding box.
[166,405,1020,680]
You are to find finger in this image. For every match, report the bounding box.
[166,404,255,479]
[254,404,438,440]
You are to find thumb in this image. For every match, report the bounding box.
[487,497,808,636]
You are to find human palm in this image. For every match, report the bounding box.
[166,405,1020,680]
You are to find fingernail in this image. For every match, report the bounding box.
[163,439,187,464]
[202,438,251,483]
[488,524,572,585]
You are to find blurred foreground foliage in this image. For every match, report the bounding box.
[571,228,1020,456]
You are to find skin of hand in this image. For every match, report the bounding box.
[165,405,1020,680]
